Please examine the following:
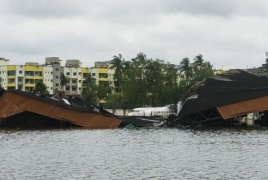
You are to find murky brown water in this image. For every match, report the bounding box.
[1,128,268,179]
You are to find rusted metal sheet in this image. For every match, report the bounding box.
[217,95,268,120]
[0,91,121,128]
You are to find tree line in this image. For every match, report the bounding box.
[81,53,214,109]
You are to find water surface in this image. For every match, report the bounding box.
[1,128,268,179]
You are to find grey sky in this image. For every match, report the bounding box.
[1,0,268,69]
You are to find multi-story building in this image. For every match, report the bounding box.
[0,58,9,65]
[60,59,89,96]
[90,61,115,104]
[43,58,91,95]
[0,57,91,96]
[246,67,263,76]
[91,61,115,90]
[247,55,268,77]
[0,58,10,89]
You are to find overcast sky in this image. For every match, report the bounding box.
[1,0,268,69]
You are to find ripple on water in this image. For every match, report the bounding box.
[1,128,268,179]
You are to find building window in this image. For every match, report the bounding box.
[8,71,16,76]
[79,80,81,83]
[55,68,59,71]
[19,71,23,74]
[83,73,88,77]
[51,79,53,82]
[66,87,70,91]
[92,73,95,76]
[73,72,77,76]
[99,73,108,78]
[25,79,34,84]
[8,79,15,83]
[72,87,76,91]
[51,87,52,90]
[35,71,42,76]
[55,76,59,79]
[79,72,81,75]
[66,72,70,76]
[25,71,34,76]
[72,80,76,83]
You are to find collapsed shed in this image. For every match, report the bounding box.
[0,89,121,129]
[174,69,268,126]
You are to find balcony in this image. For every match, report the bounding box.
[25,84,35,87]
[7,83,16,87]
[99,77,108,81]
[34,76,43,80]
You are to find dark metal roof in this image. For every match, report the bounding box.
[0,88,5,98]
[9,90,89,112]
[179,69,268,117]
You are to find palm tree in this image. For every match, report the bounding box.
[193,54,204,69]
[180,57,192,86]
[110,54,125,104]
[110,54,124,82]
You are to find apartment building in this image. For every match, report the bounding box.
[91,61,115,88]
[60,59,89,96]
[0,57,91,95]
[43,58,90,95]
[247,58,268,77]
[0,58,10,89]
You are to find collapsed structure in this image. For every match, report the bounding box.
[0,88,121,129]
[173,69,268,126]
[3,69,268,129]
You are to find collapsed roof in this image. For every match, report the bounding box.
[0,89,121,129]
[178,69,268,119]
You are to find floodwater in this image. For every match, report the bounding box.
[1,127,268,180]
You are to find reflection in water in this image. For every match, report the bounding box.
[1,128,268,179]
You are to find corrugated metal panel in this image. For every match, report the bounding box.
[0,91,121,128]
[217,95,268,119]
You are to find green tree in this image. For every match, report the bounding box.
[110,54,125,103]
[105,52,214,109]
[81,74,98,106]
[60,72,69,89]
[179,57,193,86]
[35,81,49,94]
[103,93,121,109]
[96,83,111,102]
[144,59,166,106]
[192,61,214,82]
[120,54,148,108]
[193,54,204,68]
[160,63,181,104]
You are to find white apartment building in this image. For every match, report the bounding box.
[60,60,84,95]
[0,57,91,96]
[0,58,10,89]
